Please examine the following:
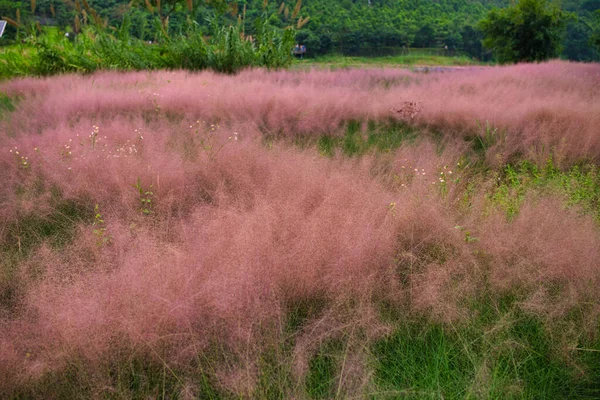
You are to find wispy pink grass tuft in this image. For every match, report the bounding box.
[480,198,600,300]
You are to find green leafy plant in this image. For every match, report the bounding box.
[475,119,505,152]
[133,177,154,215]
[92,204,110,246]
[455,225,478,243]
[0,6,296,79]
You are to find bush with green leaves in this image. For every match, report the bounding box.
[0,13,295,79]
[479,0,573,63]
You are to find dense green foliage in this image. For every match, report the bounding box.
[0,1,295,76]
[592,10,600,52]
[0,23,295,77]
[2,0,599,62]
[480,0,573,63]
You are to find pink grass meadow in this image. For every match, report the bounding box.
[2,60,599,164]
[1,62,600,395]
[0,136,470,393]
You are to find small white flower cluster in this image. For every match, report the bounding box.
[137,89,163,98]
[90,125,100,148]
[9,146,29,169]
[395,160,458,188]
[115,141,139,155]
[438,166,453,184]
[60,138,73,156]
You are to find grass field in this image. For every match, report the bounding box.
[293,53,482,69]
[1,61,600,398]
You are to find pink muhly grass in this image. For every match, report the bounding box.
[2,61,599,164]
[479,197,600,313]
[398,61,600,165]
[0,139,451,392]
[1,63,600,395]
[0,129,479,394]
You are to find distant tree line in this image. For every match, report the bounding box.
[1,0,599,62]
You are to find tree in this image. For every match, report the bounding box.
[479,0,573,63]
[461,25,485,59]
[592,10,600,52]
[564,19,598,61]
[413,24,436,48]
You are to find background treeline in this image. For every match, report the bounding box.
[243,0,599,60]
[1,0,599,61]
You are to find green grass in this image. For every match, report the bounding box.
[490,160,600,220]
[0,45,38,80]
[8,354,216,400]
[371,308,600,399]
[372,321,474,399]
[293,53,482,69]
[0,92,16,118]
[1,199,91,259]
[286,120,421,157]
[305,339,344,399]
